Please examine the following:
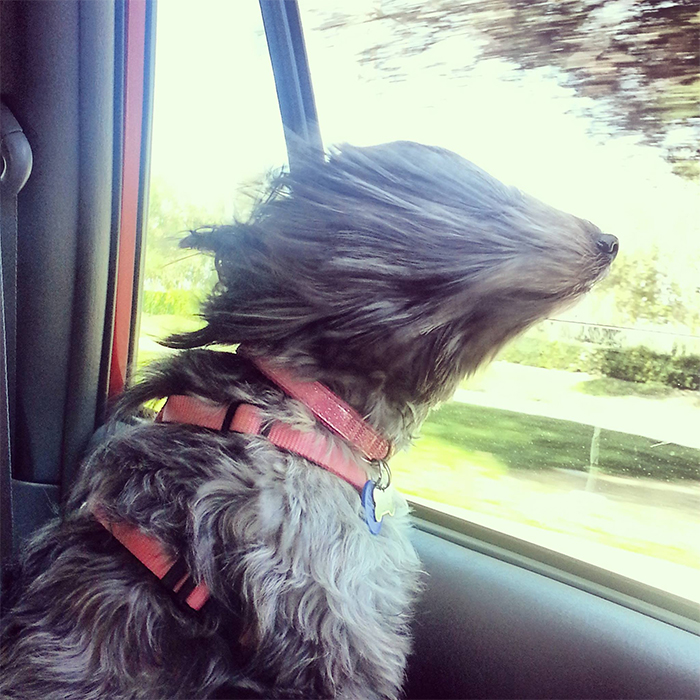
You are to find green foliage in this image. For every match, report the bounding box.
[600,347,700,391]
[143,178,220,294]
[502,333,700,391]
[318,0,700,179]
[141,289,202,316]
[418,401,700,481]
[596,247,699,330]
[667,354,700,391]
[499,336,598,372]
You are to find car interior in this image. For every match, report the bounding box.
[1,1,699,698]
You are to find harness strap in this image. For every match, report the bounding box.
[92,507,210,611]
[159,396,368,492]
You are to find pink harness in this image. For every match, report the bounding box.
[93,350,394,611]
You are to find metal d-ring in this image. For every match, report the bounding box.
[373,459,392,491]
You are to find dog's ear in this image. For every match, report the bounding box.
[162,325,220,350]
[162,217,316,351]
[179,225,245,258]
[179,228,218,254]
[159,227,245,350]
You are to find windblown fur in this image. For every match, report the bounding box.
[0,141,616,699]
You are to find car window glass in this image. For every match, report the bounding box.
[137,0,287,366]
[299,0,700,602]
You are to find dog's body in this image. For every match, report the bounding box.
[0,142,617,699]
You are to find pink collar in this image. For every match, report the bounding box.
[157,351,392,492]
[241,349,391,463]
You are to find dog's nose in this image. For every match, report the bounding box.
[596,233,619,261]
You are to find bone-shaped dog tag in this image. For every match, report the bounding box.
[372,484,396,521]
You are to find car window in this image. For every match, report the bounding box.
[138,0,699,605]
[299,0,700,602]
[137,0,287,367]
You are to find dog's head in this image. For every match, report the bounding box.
[168,141,617,406]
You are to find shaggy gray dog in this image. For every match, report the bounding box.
[0,141,617,699]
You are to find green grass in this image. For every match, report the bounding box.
[413,402,699,481]
[139,312,204,340]
[392,404,700,568]
[575,376,676,398]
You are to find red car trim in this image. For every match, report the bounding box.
[109,0,149,397]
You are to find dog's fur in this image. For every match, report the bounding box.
[0,142,616,699]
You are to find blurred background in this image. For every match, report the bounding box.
[139,0,699,601]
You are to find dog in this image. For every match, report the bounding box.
[0,141,617,699]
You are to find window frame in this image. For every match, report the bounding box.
[258,0,323,167]
[108,0,157,399]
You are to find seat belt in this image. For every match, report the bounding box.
[0,102,33,564]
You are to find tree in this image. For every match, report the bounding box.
[315,0,699,179]
[143,178,221,294]
[596,247,700,330]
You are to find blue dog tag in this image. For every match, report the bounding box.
[362,481,383,535]
[362,480,396,535]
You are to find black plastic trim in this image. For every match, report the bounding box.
[411,501,700,635]
[258,0,323,166]
[97,0,126,426]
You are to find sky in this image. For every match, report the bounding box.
[149,0,699,270]
[148,0,287,215]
